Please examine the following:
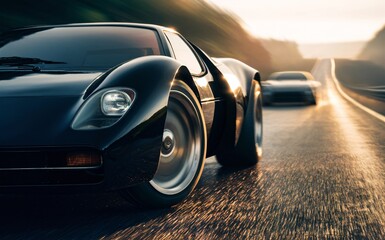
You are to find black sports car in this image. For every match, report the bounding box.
[0,23,263,207]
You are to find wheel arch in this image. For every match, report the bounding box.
[87,56,203,190]
[174,66,201,103]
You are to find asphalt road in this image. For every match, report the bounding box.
[1,59,384,239]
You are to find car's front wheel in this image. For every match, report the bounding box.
[121,80,207,208]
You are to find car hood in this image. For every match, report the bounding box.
[0,71,103,97]
[263,80,312,86]
[262,80,320,90]
[0,71,105,147]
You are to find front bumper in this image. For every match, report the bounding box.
[0,132,162,193]
[0,148,103,187]
[263,90,315,103]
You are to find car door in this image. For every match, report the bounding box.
[163,31,216,139]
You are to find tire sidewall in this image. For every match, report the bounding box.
[128,80,207,208]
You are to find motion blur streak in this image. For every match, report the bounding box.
[0,61,384,239]
[320,59,385,228]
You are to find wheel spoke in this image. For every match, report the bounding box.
[150,90,203,195]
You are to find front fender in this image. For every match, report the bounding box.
[215,58,260,99]
[89,56,185,189]
[92,56,182,146]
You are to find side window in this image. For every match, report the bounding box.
[164,31,203,75]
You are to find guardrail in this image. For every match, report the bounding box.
[330,58,385,120]
[339,83,385,102]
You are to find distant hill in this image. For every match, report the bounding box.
[299,41,365,59]
[0,0,312,78]
[261,39,315,77]
[358,25,385,68]
[261,39,302,67]
[334,26,385,114]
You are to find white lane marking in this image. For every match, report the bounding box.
[330,59,385,123]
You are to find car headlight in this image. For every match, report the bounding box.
[72,88,136,130]
[101,90,132,116]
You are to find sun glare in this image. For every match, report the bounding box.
[206,0,385,43]
[223,74,241,93]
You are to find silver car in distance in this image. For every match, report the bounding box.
[262,71,321,105]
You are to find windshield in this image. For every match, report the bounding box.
[0,26,163,71]
[268,72,311,81]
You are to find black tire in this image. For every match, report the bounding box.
[216,81,263,166]
[120,80,207,208]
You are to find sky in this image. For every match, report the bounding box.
[206,0,385,44]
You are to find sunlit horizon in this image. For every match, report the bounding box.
[206,0,385,44]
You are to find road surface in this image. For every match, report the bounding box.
[1,59,384,239]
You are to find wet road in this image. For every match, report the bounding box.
[1,59,385,239]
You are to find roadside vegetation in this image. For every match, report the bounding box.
[358,25,385,68]
[334,25,385,114]
[335,24,385,88]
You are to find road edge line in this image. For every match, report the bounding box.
[330,58,385,123]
